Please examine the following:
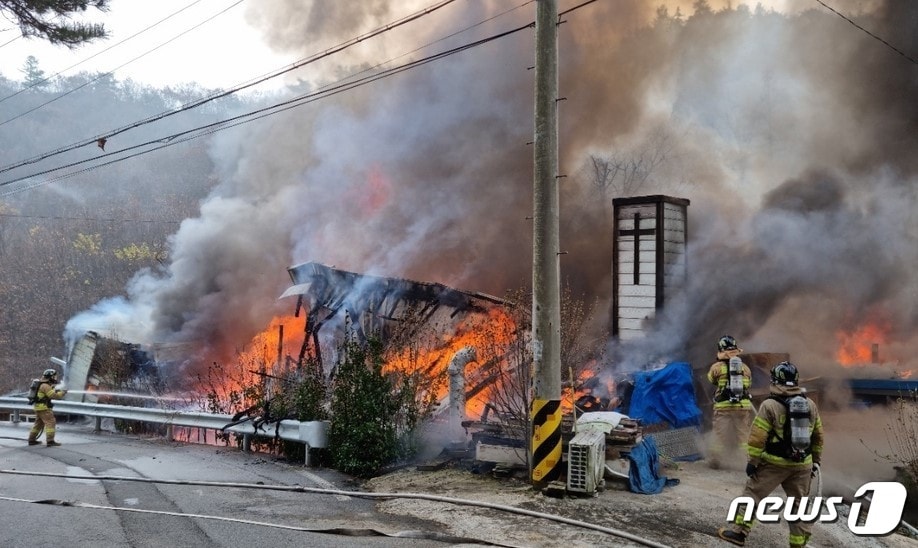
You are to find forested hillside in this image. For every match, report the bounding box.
[0,61,243,392]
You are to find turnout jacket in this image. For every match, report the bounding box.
[747,384,824,468]
[707,349,753,410]
[33,381,66,412]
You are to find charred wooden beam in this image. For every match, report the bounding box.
[281,262,510,368]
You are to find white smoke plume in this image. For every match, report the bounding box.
[67,0,918,382]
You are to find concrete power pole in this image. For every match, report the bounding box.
[530,0,562,488]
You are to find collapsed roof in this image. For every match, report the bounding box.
[280,262,511,363]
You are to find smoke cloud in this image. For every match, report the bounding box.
[67,1,918,382]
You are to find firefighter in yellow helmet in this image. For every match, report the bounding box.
[706,335,754,469]
[718,361,824,547]
[27,368,67,447]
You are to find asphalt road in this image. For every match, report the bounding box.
[0,420,455,548]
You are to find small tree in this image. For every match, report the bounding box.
[269,355,328,423]
[328,329,399,477]
[20,55,46,89]
[878,394,918,485]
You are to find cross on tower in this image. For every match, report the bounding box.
[618,212,656,285]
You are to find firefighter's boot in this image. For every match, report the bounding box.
[717,528,746,546]
[46,439,61,447]
[27,438,39,446]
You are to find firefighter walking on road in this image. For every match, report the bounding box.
[707,335,754,469]
[27,368,67,447]
[718,361,824,548]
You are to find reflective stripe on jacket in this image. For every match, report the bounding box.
[747,386,824,467]
[707,359,753,410]
[33,382,64,411]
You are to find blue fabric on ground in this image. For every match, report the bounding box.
[627,362,702,428]
[627,437,680,494]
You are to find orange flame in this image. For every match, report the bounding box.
[205,307,521,421]
[384,307,518,419]
[835,320,890,366]
[356,165,392,215]
[205,315,307,404]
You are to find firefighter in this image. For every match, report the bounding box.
[706,335,754,469]
[27,368,67,447]
[718,361,824,548]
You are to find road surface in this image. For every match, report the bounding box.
[0,420,464,547]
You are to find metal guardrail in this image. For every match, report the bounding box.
[0,396,329,462]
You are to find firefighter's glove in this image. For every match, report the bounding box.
[745,462,759,478]
[811,462,820,478]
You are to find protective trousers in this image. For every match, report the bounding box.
[709,407,753,468]
[731,463,814,547]
[28,409,57,443]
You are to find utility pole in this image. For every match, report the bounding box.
[530,0,562,488]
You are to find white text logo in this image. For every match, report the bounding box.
[726,481,907,536]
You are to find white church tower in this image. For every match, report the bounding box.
[612,195,690,340]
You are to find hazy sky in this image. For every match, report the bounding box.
[0,0,297,90]
[0,0,803,91]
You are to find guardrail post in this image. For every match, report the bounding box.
[13,409,21,424]
[243,434,251,452]
[304,444,311,467]
[94,416,102,432]
[165,425,173,441]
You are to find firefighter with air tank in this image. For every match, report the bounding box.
[707,335,754,469]
[718,361,825,548]
[26,368,67,447]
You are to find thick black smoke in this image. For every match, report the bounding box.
[68,1,918,379]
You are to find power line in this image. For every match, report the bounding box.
[0,0,246,128]
[0,0,459,178]
[813,0,918,66]
[0,0,605,196]
[0,212,180,223]
[0,32,22,49]
[0,18,538,195]
[0,0,212,105]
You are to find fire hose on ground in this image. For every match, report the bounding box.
[0,469,672,548]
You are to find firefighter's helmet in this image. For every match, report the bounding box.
[41,368,58,381]
[717,335,738,352]
[771,361,799,386]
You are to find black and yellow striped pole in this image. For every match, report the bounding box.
[531,0,562,488]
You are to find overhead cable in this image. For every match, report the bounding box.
[0,0,211,104]
[0,212,180,223]
[0,0,458,177]
[0,0,608,196]
[0,0,245,128]
[0,19,536,195]
[813,0,918,66]
[0,32,23,49]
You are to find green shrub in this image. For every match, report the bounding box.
[328,332,399,478]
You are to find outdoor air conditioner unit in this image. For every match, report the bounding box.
[567,428,606,494]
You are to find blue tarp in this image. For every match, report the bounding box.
[627,361,702,429]
[626,437,680,494]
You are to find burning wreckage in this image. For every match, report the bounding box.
[280,262,681,482]
[53,265,685,493]
[55,195,913,495]
[53,196,706,493]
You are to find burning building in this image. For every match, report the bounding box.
[279,261,510,365]
[277,262,529,423]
